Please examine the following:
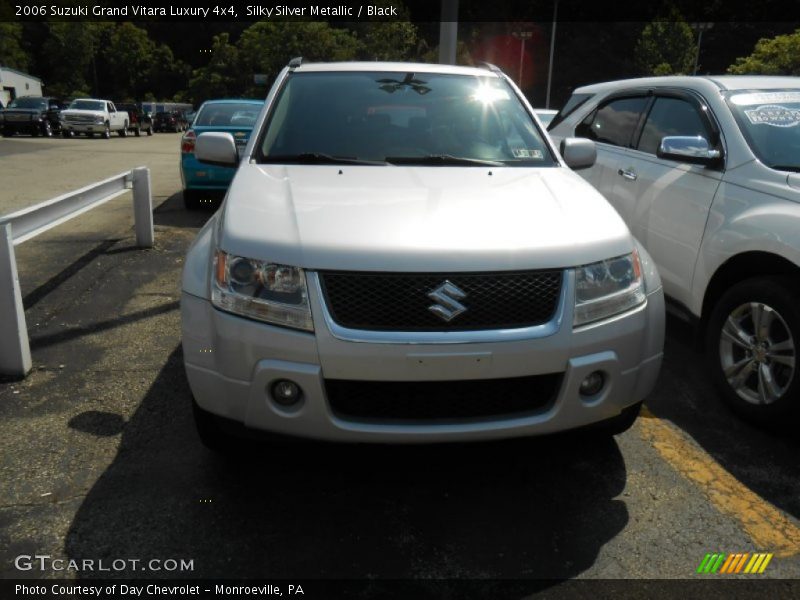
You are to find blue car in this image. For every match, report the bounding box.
[180,99,265,209]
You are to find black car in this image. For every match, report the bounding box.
[152,110,189,133]
[0,96,65,137]
[115,103,153,136]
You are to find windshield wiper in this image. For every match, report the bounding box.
[386,154,505,167]
[770,164,800,172]
[262,153,387,166]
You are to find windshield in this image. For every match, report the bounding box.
[69,100,104,111]
[8,98,47,110]
[726,90,800,171]
[258,71,555,166]
[194,102,263,127]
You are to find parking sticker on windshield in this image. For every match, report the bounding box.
[512,148,544,159]
[731,91,800,105]
[744,104,800,127]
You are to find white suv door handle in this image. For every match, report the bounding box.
[618,168,637,181]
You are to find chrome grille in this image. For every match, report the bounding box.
[319,270,563,332]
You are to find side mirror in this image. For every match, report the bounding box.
[657,136,721,165]
[560,137,596,170]
[195,132,238,167]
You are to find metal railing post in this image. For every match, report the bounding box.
[0,223,32,376]
[132,167,154,248]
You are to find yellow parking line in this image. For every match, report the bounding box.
[638,407,800,557]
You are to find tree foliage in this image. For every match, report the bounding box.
[728,28,800,75]
[634,7,697,76]
[0,23,30,71]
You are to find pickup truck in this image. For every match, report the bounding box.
[60,99,129,139]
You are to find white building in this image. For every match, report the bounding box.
[0,66,44,107]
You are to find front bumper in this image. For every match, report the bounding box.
[62,123,105,133]
[182,270,664,443]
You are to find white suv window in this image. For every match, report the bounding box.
[637,97,712,156]
[575,96,649,148]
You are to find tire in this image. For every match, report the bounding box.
[87,132,94,138]
[118,122,128,137]
[31,126,40,137]
[42,120,53,137]
[706,276,800,428]
[146,126,153,136]
[134,125,141,137]
[102,122,111,139]
[183,189,201,210]
[62,130,73,138]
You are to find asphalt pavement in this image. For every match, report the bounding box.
[0,135,798,592]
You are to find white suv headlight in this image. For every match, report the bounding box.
[574,251,646,326]
[211,250,313,331]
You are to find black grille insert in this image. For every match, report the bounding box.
[319,270,563,331]
[326,374,562,423]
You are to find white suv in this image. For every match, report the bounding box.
[180,60,664,447]
[550,75,800,426]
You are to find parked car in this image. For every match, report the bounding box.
[153,110,188,132]
[549,75,800,427]
[0,96,66,137]
[60,99,129,138]
[180,60,665,450]
[115,103,153,136]
[180,99,264,209]
[534,108,558,127]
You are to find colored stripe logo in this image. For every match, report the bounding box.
[696,552,773,574]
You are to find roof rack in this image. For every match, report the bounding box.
[287,57,304,68]
[478,62,503,74]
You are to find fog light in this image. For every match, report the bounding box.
[271,379,302,406]
[579,371,605,397]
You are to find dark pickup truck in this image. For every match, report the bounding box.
[115,103,153,136]
[153,110,189,133]
[0,96,65,137]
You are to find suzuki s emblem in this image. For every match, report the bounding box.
[427,281,468,322]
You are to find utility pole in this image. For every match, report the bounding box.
[545,0,560,109]
[438,0,459,65]
[691,22,714,75]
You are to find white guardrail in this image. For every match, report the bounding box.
[0,167,153,377]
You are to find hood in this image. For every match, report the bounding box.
[219,164,634,272]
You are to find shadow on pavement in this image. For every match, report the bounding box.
[65,347,629,583]
[647,315,800,521]
[153,192,221,229]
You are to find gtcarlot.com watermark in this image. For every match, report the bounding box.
[14,554,194,573]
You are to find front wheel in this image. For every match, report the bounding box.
[134,125,141,137]
[42,120,53,137]
[102,122,111,139]
[146,126,153,136]
[706,277,799,428]
[118,122,128,137]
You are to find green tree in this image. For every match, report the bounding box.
[103,23,157,99]
[187,33,243,104]
[728,28,800,75]
[237,22,360,94]
[145,44,191,101]
[0,23,31,71]
[350,1,417,61]
[635,7,697,75]
[41,22,111,98]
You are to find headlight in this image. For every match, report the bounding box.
[95,116,104,124]
[211,250,313,331]
[574,251,646,326]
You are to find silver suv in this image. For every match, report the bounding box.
[180,60,664,447]
[550,75,800,426]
